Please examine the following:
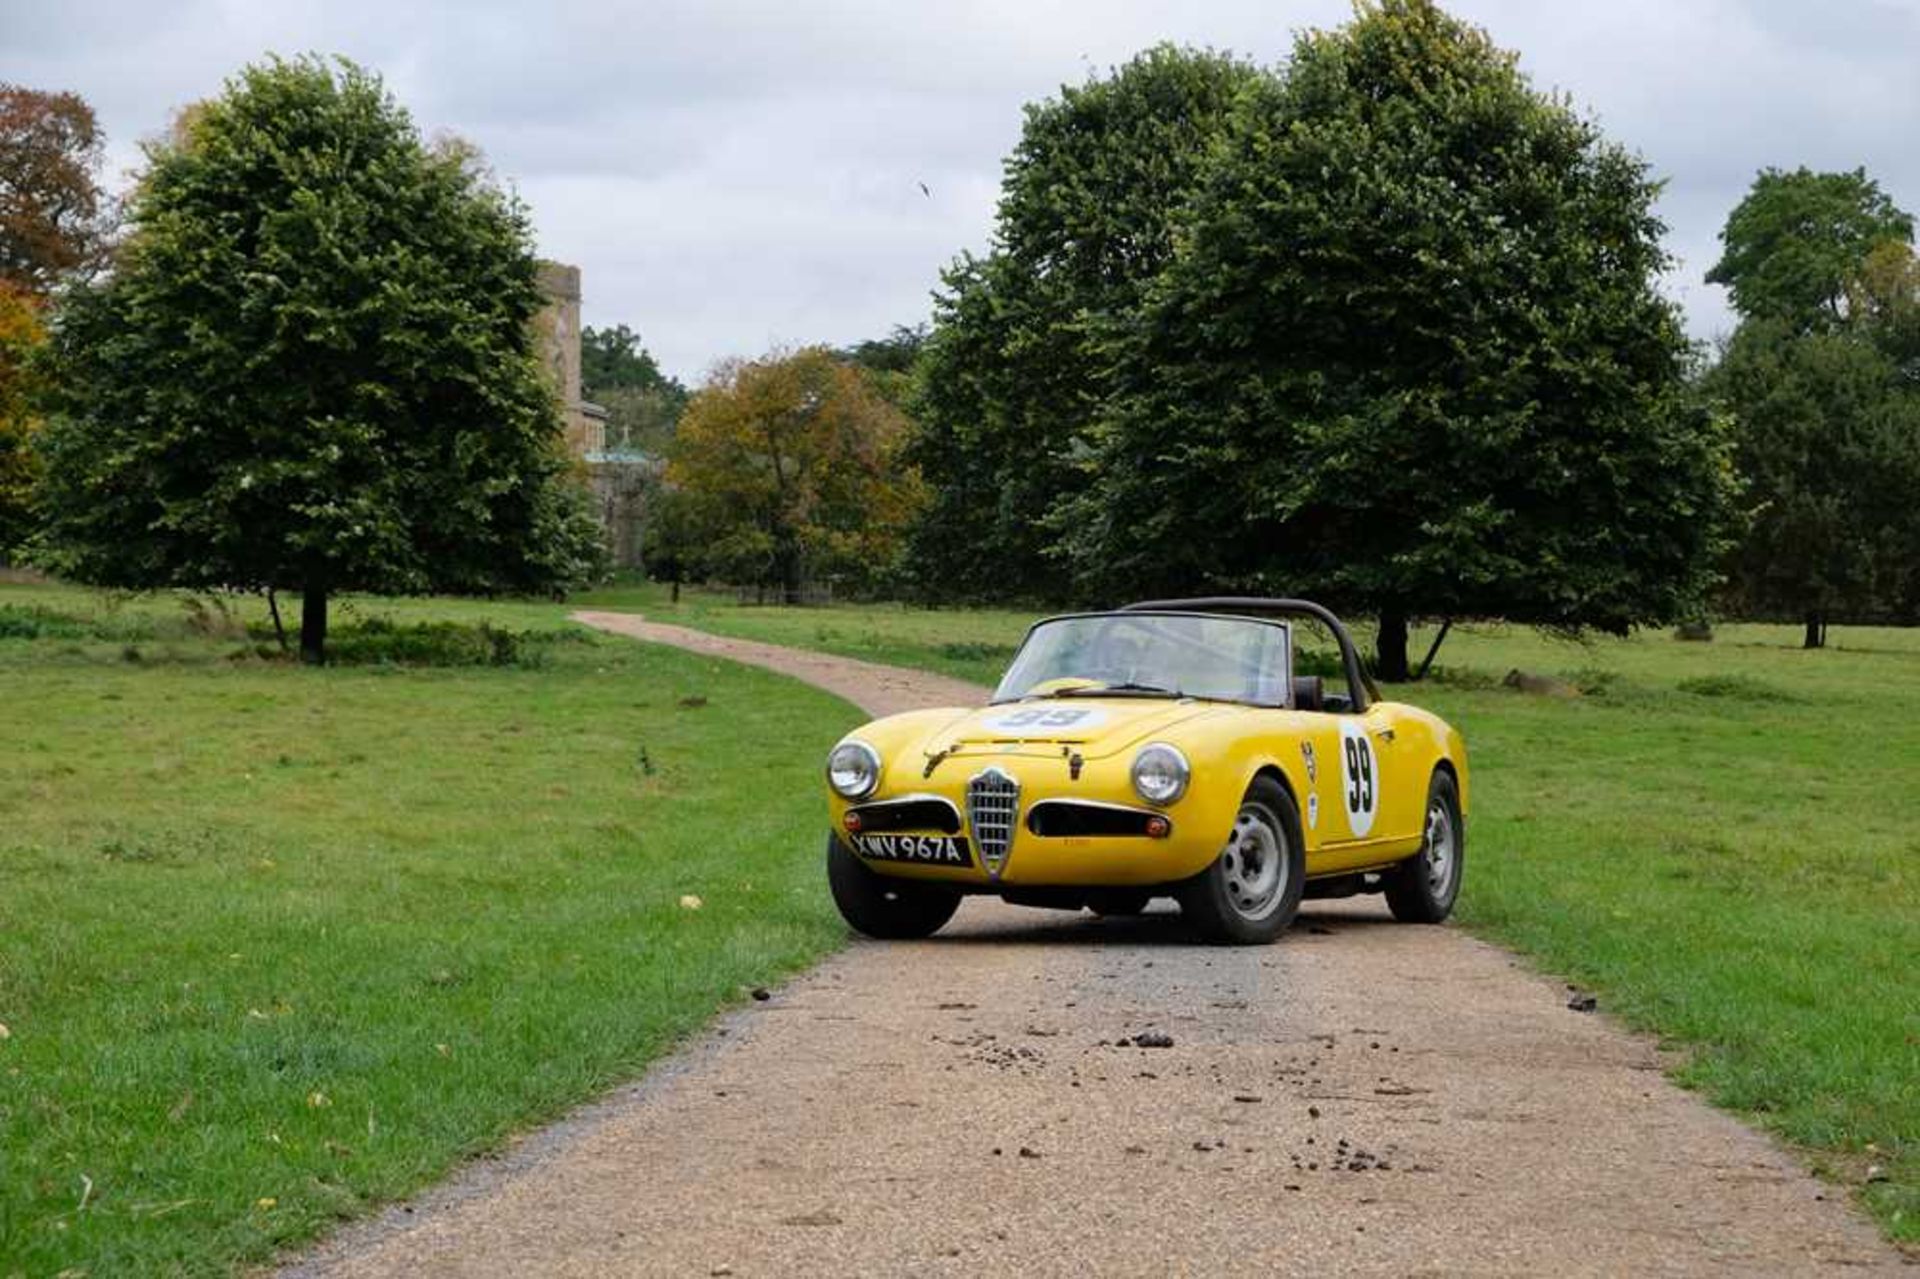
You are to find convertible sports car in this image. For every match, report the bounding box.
[823,598,1468,944]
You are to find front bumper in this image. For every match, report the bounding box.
[828,751,1231,888]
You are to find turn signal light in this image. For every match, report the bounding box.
[843,811,864,833]
[1145,815,1171,839]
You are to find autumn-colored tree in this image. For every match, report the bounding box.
[0,282,44,554]
[667,348,924,600]
[0,85,112,293]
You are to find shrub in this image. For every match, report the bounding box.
[317,618,579,669]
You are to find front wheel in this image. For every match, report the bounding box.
[1178,778,1306,945]
[826,834,962,939]
[1384,770,1464,923]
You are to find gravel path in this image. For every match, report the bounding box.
[284,611,1907,1277]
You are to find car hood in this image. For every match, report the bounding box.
[922,698,1230,763]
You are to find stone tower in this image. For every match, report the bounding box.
[534,261,607,457]
[532,261,647,567]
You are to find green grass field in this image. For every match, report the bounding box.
[582,581,1920,1242]
[0,582,858,1274]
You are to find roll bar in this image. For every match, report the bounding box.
[1120,597,1381,710]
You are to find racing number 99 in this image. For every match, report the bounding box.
[1344,737,1374,812]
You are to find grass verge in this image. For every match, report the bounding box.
[0,583,858,1273]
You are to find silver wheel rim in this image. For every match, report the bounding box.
[1424,799,1457,900]
[1220,803,1289,922]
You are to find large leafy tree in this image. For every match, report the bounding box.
[1710,321,1920,644]
[667,347,923,600]
[0,84,113,293]
[1708,172,1920,645]
[909,45,1261,602]
[1706,167,1914,333]
[1066,1,1735,679]
[34,58,604,662]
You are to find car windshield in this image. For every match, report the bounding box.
[993,613,1291,706]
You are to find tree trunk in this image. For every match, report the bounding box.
[266,588,289,653]
[301,589,329,666]
[778,544,803,605]
[1802,611,1825,650]
[1375,605,1411,683]
[1412,618,1453,681]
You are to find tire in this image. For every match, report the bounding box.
[826,834,962,939]
[1178,777,1306,945]
[1085,890,1153,917]
[1384,769,1464,924]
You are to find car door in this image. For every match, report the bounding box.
[1356,699,1423,850]
[1317,699,1415,851]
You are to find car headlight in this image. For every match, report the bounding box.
[827,740,882,800]
[1131,743,1190,806]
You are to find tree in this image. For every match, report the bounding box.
[1709,321,1920,646]
[0,85,112,293]
[1848,239,1920,376]
[910,45,1262,602]
[1704,174,1920,646]
[581,323,688,453]
[1707,168,1914,333]
[667,347,924,600]
[1064,0,1735,679]
[836,324,926,410]
[0,282,43,555]
[33,58,604,663]
[581,323,675,396]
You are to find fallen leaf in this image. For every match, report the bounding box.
[256,1197,277,1210]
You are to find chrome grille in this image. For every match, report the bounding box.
[967,767,1021,874]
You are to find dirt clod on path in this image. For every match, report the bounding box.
[282,611,1907,1277]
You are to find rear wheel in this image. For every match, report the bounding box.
[1384,770,1464,923]
[1178,778,1305,945]
[826,834,962,939]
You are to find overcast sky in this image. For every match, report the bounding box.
[6,0,1920,381]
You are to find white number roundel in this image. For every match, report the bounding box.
[1338,722,1378,838]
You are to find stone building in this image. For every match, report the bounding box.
[534,262,652,568]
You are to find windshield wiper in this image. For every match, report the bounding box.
[1053,681,1182,698]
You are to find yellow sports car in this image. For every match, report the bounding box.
[824,598,1468,944]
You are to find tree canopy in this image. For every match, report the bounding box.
[1710,320,1920,643]
[663,347,923,600]
[1707,170,1920,645]
[0,283,44,555]
[1707,167,1915,333]
[33,57,603,661]
[908,44,1262,603]
[914,3,1732,677]
[581,323,689,455]
[0,84,112,294]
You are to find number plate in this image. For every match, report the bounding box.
[852,833,974,867]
